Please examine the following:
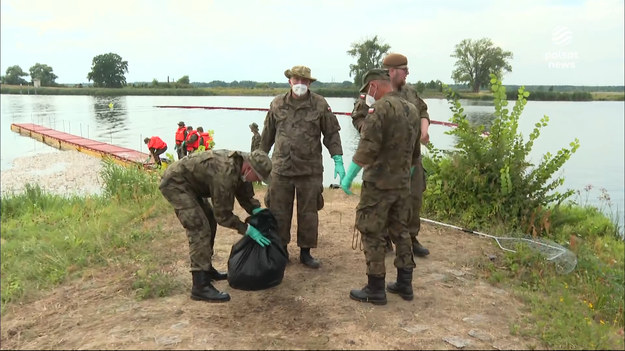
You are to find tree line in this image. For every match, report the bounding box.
[2,37,517,93]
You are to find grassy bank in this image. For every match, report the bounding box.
[1,84,621,101]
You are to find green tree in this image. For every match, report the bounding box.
[347,35,390,86]
[176,75,190,85]
[2,65,29,85]
[29,63,58,86]
[451,38,513,93]
[87,53,128,88]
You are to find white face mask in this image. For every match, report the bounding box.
[365,85,377,106]
[292,84,308,96]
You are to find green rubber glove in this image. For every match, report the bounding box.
[252,207,265,215]
[246,224,271,247]
[410,166,415,177]
[331,155,346,182]
[340,161,362,195]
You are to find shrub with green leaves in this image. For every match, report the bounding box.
[423,74,580,231]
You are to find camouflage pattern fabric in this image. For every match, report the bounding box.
[350,94,368,133]
[260,91,343,177]
[159,149,261,271]
[268,173,324,248]
[356,182,415,276]
[250,133,261,152]
[353,91,421,190]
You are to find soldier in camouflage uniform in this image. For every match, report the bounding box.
[383,53,431,257]
[249,122,261,152]
[159,149,272,302]
[341,69,421,305]
[260,65,345,269]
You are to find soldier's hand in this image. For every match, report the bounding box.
[245,224,271,247]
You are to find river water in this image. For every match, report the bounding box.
[1,94,623,229]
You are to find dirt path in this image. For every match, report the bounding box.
[0,189,543,350]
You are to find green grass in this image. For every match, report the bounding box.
[0,159,181,312]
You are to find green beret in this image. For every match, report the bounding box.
[359,68,390,93]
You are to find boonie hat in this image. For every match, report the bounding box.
[245,150,272,184]
[359,68,390,93]
[249,122,259,130]
[178,121,185,126]
[284,65,317,82]
[382,53,408,69]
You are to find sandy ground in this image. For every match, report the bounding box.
[0,151,545,350]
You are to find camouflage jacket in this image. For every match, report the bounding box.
[260,91,343,176]
[352,91,421,190]
[160,149,260,234]
[250,133,261,152]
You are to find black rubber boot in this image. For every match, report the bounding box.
[349,275,387,305]
[384,236,394,254]
[387,268,414,301]
[191,271,230,303]
[300,248,321,269]
[284,245,289,260]
[207,266,228,281]
[413,239,430,257]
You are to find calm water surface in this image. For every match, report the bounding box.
[1,94,623,229]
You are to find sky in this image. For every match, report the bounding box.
[1,0,624,86]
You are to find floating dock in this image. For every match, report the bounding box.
[10,123,152,168]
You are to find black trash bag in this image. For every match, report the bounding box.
[227,209,288,291]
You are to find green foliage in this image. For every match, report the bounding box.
[346,35,391,86]
[451,38,513,92]
[132,267,182,300]
[423,74,580,231]
[99,158,160,200]
[176,75,190,85]
[87,52,129,88]
[29,63,58,86]
[0,162,173,312]
[2,65,29,85]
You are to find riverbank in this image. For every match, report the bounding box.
[1,84,622,101]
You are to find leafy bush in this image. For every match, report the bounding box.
[423,74,580,232]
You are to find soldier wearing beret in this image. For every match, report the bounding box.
[383,53,431,258]
[159,149,272,302]
[260,65,345,269]
[341,69,421,305]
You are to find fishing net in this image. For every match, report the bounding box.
[422,218,577,274]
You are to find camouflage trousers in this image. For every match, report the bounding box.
[408,156,426,242]
[266,173,324,248]
[159,181,217,272]
[356,181,416,277]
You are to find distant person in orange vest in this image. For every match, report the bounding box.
[185,126,200,154]
[249,122,261,152]
[175,121,188,160]
[197,127,213,150]
[144,136,168,167]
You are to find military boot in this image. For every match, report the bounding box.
[300,248,321,269]
[207,266,228,281]
[387,268,414,301]
[349,275,387,305]
[413,239,430,257]
[191,271,230,303]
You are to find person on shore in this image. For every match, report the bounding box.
[144,136,168,167]
[175,121,187,160]
[197,127,213,150]
[159,149,272,302]
[341,69,421,305]
[383,53,431,257]
[249,122,261,152]
[185,126,199,154]
[260,65,345,269]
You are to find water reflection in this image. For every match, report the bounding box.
[93,96,128,139]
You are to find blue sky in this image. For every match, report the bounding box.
[1,0,623,86]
